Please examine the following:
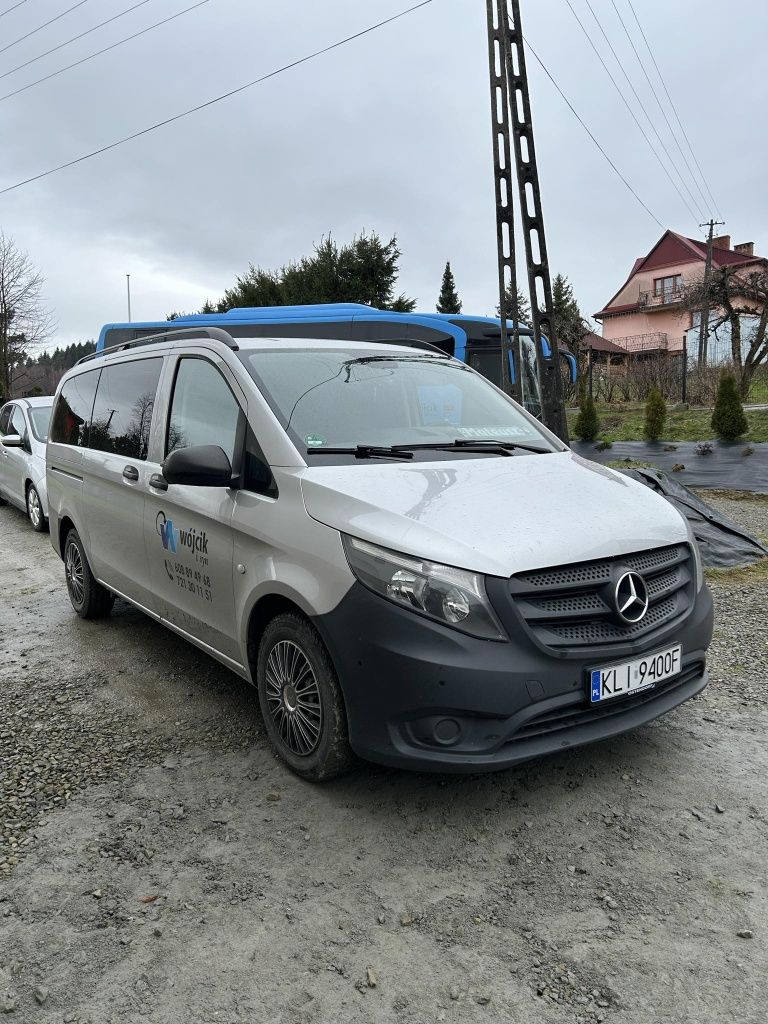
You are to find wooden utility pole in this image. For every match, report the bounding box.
[697,219,724,367]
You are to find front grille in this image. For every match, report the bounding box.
[509,544,693,651]
[511,661,705,743]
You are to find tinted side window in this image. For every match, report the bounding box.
[51,370,101,447]
[167,359,241,463]
[89,358,162,460]
[0,405,11,435]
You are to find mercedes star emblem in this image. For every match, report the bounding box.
[614,571,650,624]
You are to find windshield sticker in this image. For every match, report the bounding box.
[417,385,462,427]
[456,425,531,439]
[304,433,327,448]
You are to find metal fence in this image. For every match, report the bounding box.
[578,334,768,407]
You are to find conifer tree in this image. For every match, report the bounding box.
[644,388,667,441]
[711,372,748,440]
[573,392,600,441]
[436,261,462,314]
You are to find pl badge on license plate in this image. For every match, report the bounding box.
[589,644,682,704]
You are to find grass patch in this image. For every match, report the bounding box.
[699,488,768,504]
[606,458,657,470]
[705,558,768,585]
[567,405,768,443]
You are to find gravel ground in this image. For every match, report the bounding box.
[1,494,767,1023]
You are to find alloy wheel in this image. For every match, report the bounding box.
[264,640,323,756]
[65,542,85,606]
[28,488,41,528]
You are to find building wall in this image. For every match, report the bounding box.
[609,258,705,308]
[602,307,690,351]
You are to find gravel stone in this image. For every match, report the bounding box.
[0,494,766,1023]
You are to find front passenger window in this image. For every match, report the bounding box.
[167,359,241,465]
[10,406,27,441]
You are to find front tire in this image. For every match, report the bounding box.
[26,485,47,533]
[256,613,353,781]
[64,528,115,619]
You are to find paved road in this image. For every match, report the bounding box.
[1,498,766,1023]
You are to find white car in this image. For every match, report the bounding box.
[0,396,53,532]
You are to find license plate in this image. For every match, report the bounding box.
[588,644,682,704]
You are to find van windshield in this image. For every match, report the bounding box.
[239,348,555,456]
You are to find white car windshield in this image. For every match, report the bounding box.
[239,347,555,457]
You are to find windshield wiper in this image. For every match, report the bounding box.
[306,439,551,460]
[306,445,414,460]
[388,439,553,455]
[344,355,450,365]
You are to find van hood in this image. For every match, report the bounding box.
[300,451,689,577]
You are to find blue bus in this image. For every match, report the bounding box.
[96,304,577,417]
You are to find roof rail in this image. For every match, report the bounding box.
[78,326,239,365]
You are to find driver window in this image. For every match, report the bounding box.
[167,358,241,464]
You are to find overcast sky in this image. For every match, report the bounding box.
[1,0,765,348]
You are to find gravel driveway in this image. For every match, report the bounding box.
[1,494,766,1023]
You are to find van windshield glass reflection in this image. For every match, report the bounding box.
[239,348,553,454]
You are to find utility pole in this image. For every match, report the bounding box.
[696,219,724,368]
[485,0,568,440]
[485,0,520,403]
[126,273,132,323]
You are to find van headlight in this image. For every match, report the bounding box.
[685,521,704,591]
[342,536,507,641]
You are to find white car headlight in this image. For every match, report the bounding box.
[342,535,507,641]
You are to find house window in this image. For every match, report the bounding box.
[653,274,683,297]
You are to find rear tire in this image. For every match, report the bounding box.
[64,528,115,619]
[26,485,47,533]
[256,613,353,781]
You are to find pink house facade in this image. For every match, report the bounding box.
[594,231,765,354]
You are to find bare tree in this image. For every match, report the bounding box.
[0,233,53,399]
[682,265,768,398]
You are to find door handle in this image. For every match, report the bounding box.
[149,473,168,492]
[123,466,139,482]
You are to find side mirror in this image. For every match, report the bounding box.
[162,445,235,487]
[1,433,23,448]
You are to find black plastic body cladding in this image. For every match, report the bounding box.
[314,581,714,772]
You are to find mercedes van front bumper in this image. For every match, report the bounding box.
[316,577,714,773]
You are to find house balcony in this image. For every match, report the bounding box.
[639,288,685,309]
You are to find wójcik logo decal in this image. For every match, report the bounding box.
[156,512,178,553]
[156,512,208,555]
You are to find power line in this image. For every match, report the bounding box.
[564,0,698,225]
[523,36,663,229]
[1,0,155,82]
[0,0,434,197]
[0,0,30,19]
[582,0,706,221]
[609,0,711,217]
[0,0,90,57]
[0,0,210,100]
[625,0,722,220]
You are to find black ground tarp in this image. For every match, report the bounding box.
[571,440,768,494]
[617,467,768,568]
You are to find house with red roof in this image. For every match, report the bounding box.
[594,231,766,355]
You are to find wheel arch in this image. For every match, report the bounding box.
[57,515,77,558]
[246,593,309,678]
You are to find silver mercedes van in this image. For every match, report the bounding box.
[47,328,713,779]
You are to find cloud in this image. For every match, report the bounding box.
[1,0,764,345]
